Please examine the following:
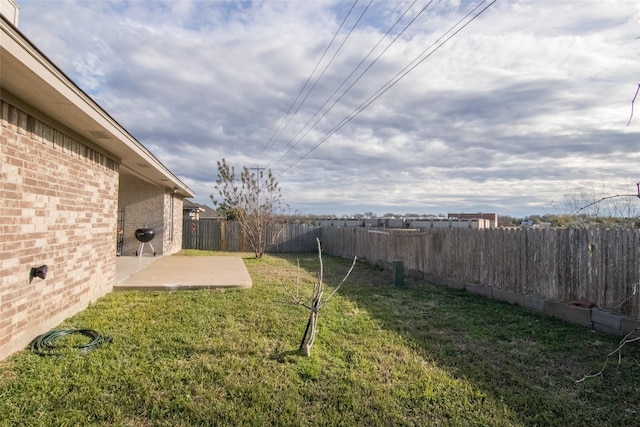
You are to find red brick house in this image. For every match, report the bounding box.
[0,8,195,360]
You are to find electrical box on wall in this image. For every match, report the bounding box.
[29,265,48,283]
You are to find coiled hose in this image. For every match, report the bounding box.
[30,329,111,355]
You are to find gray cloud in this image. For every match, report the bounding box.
[16,0,640,217]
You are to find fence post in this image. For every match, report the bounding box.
[220,221,226,251]
[393,260,405,287]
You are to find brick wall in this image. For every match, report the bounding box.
[118,176,184,256]
[0,100,119,361]
[118,175,165,256]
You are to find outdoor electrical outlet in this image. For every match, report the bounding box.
[29,265,48,284]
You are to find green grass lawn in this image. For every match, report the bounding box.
[1,252,639,426]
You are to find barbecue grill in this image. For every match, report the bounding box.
[135,227,156,257]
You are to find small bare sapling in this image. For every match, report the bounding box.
[278,238,356,357]
[576,326,640,383]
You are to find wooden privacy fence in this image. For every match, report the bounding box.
[182,221,640,320]
[182,219,321,253]
[320,227,640,320]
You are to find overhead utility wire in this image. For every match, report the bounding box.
[269,0,425,170]
[256,0,358,166]
[269,0,429,170]
[267,0,374,168]
[276,0,496,178]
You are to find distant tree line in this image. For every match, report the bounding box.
[210,158,639,233]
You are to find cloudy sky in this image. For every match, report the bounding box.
[14,0,640,217]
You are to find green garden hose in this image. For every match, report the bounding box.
[30,329,111,356]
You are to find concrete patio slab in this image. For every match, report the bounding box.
[116,255,160,284]
[114,255,252,291]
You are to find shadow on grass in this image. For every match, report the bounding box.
[269,253,640,426]
[269,349,303,363]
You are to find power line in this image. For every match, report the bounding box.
[268,0,429,170]
[276,0,496,178]
[250,167,265,192]
[257,0,359,166]
[266,0,374,168]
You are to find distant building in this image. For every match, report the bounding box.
[448,213,498,228]
[314,214,494,229]
[184,200,219,220]
[407,218,491,229]
[521,219,551,228]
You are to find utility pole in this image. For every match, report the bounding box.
[250,167,265,192]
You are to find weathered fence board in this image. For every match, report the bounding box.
[183,221,640,319]
[321,227,640,319]
[182,219,320,253]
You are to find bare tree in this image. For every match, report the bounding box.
[563,182,640,229]
[211,159,286,258]
[571,182,640,382]
[576,324,640,383]
[576,75,640,381]
[627,83,639,126]
[278,238,357,357]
